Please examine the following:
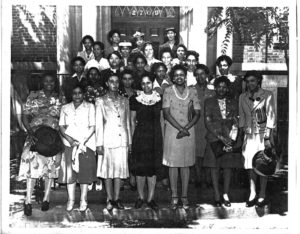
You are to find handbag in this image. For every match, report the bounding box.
[210,140,226,158]
[188,100,196,121]
[252,147,277,177]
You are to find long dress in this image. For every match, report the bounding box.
[162,85,201,167]
[17,90,63,181]
[130,94,164,179]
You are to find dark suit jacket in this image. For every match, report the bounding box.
[204,96,239,143]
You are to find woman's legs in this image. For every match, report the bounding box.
[66,182,76,211]
[80,184,88,202]
[169,167,178,198]
[136,176,146,200]
[42,178,53,202]
[223,168,232,200]
[146,176,156,202]
[258,175,268,201]
[211,168,220,201]
[180,167,190,198]
[26,178,36,204]
[104,179,113,201]
[113,178,121,201]
[248,169,257,200]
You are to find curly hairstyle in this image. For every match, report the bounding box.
[216,55,233,67]
[81,35,94,45]
[213,76,231,88]
[170,64,187,82]
[107,29,121,45]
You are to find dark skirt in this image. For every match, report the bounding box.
[203,143,244,169]
[58,146,97,184]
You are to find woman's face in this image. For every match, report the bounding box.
[109,54,121,68]
[120,46,131,58]
[195,69,207,85]
[161,52,172,66]
[83,38,93,51]
[43,75,56,92]
[136,37,144,47]
[245,75,259,92]
[122,74,134,89]
[176,47,186,60]
[107,75,119,92]
[144,44,154,58]
[73,60,84,74]
[93,44,103,58]
[88,68,100,83]
[173,69,186,86]
[111,33,120,45]
[72,87,84,104]
[186,55,197,71]
[218,60,229,75]
[141,76,153,94]
[155,65,167,80]
[166,31,176,41]
[135,57,146,72]
[215,82,228,97]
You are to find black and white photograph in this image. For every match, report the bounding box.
[1,0,299,233]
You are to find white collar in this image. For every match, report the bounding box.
[153,79,169,89]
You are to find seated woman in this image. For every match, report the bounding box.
[59,84,97,212]
[63,56,90,103]
[95,74,131,210]
[77,35,95,62]
[203,76,244,207]
[163,64,201,209]
[142,42,161,72]
[132,54,151,90]
[85,41,110,73]
[130,74,163,211]
[18,73,64,216]
[106,29,121,55]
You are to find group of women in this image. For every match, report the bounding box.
[17,28,276,216]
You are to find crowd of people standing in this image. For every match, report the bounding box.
[17,27,276,216]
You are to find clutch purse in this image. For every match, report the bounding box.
[188,100,195,122]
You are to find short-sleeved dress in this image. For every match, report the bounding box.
[162,85,201,167]
[129,94,164,178]
[17,90,63,181]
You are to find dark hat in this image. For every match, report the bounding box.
[252,148,277,177]
[30,126,64,157]
[165,27,176,32]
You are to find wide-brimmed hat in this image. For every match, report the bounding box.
[133,31,145,38]
[252,148,277,177]
[30,126,64,157]
[119,41,132,47]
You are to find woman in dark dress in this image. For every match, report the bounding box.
[130,73,163,211]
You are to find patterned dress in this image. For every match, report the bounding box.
[17,90,64,180]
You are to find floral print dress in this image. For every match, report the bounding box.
[17,90,64,181]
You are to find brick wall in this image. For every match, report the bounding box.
[11,5,57,70]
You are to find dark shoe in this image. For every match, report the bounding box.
[106,200,115,211]
[256,198,268,208]
[214,200,222,207]
[24,202,32,216]
[180,197,189,209]
[223,199,231,207]
[147,200,159,211]
[135,198,144,209]
[114,199,125,210]
[246,197,258,207]
[41,201,49,211]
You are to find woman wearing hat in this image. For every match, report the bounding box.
[159,27,179,57]
[59,84,97,212]
[95,74,131,210]
[106,29,121,56]
[18,73,65,216]
[239,70,276,207]
[119,41,132,69]
[131,31,145,55]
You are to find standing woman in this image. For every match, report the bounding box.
[163,64,200,208]
[132,54,151,90]
[131,31,145,55]
[77,35,95,63]
[185,51,199,87]
[130,74,163,210]
[119,41,132,69]
[172,44,187,66]
[159,27,179,56]
[59,84,97,212]
[160,47,174,75]
[95,74,131,210]
[100,51,122,86]
[106,29,121,56]
[85,41,110,73]
[18,74,64,216]
[203,76,243,207]
[239,70,276,207]
[142,42,161,72]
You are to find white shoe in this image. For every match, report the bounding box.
[88,183,93,191]
[66,200,75,212]
[79,200,88,212]
[95,182,102,191]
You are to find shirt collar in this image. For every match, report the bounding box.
[153,79,169,89]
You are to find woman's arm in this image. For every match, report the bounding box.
[130,110,137,137]
[59,125,78,146]
[184,109,200,130]
[163,107,189,135]
[95,100,104,155]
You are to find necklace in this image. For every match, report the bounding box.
[172,85,189,100]
[136,90,161,106]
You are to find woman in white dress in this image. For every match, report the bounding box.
[95,74,131,210]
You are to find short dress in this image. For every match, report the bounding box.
[58,101,97,184]
[17,90,63,181]
[162,85,201,167]
[129,95,164,178]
